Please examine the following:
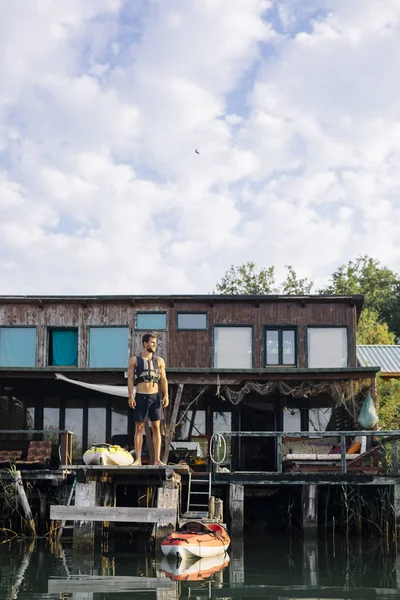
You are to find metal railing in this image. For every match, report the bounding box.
[218,430,400,474]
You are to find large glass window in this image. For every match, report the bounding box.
[65,405,83,461]
[136,313,167,330]
[48,329,78,366]
[265,328,296,366]
[177,313,207,330]
[88,401,107,446]
[214,326,252,368]
[44,400,60,442]
[213,412,232,466]
[112,404,128,437]
[308,327,348,368]
[88,327,129,367]
[0,327,36,367]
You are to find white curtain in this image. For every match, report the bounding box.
[214,327,252,368]
[308,328,348,368]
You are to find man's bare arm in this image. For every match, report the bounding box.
[159,358,169,408]
[128,356,137,409]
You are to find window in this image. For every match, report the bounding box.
[214,326,252,368]
[48,329,78,366]
[0,327,36,367]
[309,408,332,431]
[308,327,348,368]
[136,313,167,330]
[88,327,129,367]
[284,408,301,432]
[265,328,296,366]
[88,400,107,446]
[65,403,83,461]
[177,313,207,330]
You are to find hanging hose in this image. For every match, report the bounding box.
[210,433,227,466]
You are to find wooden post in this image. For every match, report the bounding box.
[73,481,99,550]
[162,384,184,464]
[302,484,318,534]
[14,471,36,536]
[154,472,179,546]
[214,498,223,522]
[60,431,73,466]
[229,484,244,535]
[209,496,215,520]
[394,484,400,539]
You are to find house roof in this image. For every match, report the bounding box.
[357,345,400,374]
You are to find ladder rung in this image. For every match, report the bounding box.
[190,491,209,495]
[190,503,209,507]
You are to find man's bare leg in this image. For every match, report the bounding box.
[151,420,165,466]
[133,421,144,466]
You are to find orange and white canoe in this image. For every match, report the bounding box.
[161,521,230,559]
[161,553,230,581]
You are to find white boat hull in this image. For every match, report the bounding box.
[83,447,133,466]
[161,542,229,559]
[161,553,229,577]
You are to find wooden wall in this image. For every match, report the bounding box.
[0,298,358,368]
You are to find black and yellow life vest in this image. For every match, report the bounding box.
[134,355,160,387]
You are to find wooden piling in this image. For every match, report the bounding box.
[73,481,99,550]
[209,496,215,520]
[302,484,318,534]
[394,484,400,538]
[214,498,223,522]
[14,471,36,536]
[229,484,244,535]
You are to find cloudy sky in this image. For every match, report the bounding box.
[1,0,399,295]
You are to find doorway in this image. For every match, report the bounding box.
[237,400,277,471]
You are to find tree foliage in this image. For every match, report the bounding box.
[320,255,398,314]
[377,376,400,431]
[356,308,396,345]
[214,262,313,295]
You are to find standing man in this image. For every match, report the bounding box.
[128,333,169,466]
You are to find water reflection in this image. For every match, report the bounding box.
[0,534,398,599]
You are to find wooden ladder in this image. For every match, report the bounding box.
[184,472,211,519]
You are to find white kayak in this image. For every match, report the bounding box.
[83,444,133,466]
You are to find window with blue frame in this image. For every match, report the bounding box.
[136,312,167,330]
[88,327,129,367]
[48,329,78,366]
[0,327,36,367]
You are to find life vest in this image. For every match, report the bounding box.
[134,355,160,387]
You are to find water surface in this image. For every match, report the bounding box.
[0,533,398,599]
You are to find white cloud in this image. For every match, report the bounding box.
[0,0,400,295]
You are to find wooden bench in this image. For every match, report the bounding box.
[282,435,367,473]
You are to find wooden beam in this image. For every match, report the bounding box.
[162,384,184,464]
[50,505,177,523]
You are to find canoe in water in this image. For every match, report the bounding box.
[83,444,133,466]
[161,521,230,559]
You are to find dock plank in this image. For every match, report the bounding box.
[50,505,177,523]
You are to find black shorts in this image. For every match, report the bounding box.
[134,393,161,422]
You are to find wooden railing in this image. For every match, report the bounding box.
[218,430,400,474]
[0,430,73,466]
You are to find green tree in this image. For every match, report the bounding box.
[320,255,398,314]
[281,265,313,295]
[376,375,400,430]
[214,262,278,294]
[356,308,396,345]
[214,263,313,295]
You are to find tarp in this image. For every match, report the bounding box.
[55,373,129,397]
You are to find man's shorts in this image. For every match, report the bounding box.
[134,393,161,422]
